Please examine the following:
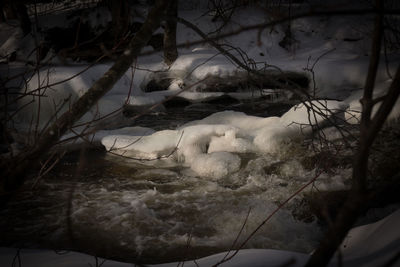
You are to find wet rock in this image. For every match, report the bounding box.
[263,161,285,175]
[123,103,166,117]
[145,77,174,92]
[147,33,164,51]
[290,197,316,223]
[203,94,240,106]
[230,100,294,117]
[163,97,192,109]
[255,72,309,91]
[198,71,310,93]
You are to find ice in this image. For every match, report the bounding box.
[191,152,241,179]
[178,125,245,177]
[181,110,278,131]
[208,129,254,153]
[102,129,181,160]
[101,100,349,178]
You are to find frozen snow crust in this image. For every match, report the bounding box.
[102,100,347,178]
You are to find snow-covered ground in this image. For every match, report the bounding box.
[1,208,399,267]
[2,1,399,133]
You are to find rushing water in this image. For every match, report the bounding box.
[0,100,336,264]
[0,149,331,263]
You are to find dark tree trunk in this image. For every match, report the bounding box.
[16,3,31,35]
[110,0,131,45]
[163,0,178,66]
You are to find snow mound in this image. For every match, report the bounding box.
[101,100,347,178]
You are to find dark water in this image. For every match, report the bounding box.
[131,97,294,130]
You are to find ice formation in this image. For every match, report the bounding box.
[101,100,347,178]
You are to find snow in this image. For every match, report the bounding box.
[280,100,347,127]
[15,65,132,130]
[334,208,400,267]
[101,100,349,178]
[344,86,400,125]
[1,208,399,267]
[102,129,180,160]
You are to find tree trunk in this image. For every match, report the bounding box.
[110,0,131,46]
[305,1,400,265]
[16,3,31,35]
[0,0,169,196]
[163,0,178,66]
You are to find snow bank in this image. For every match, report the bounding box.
[0,247,130,267]
[16,65,130,130]
[334,208,400,267]
[1,208,399,267]
[13,56,168,131]
[102,100,347,178]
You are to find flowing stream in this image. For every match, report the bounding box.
[0,100,337,264]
